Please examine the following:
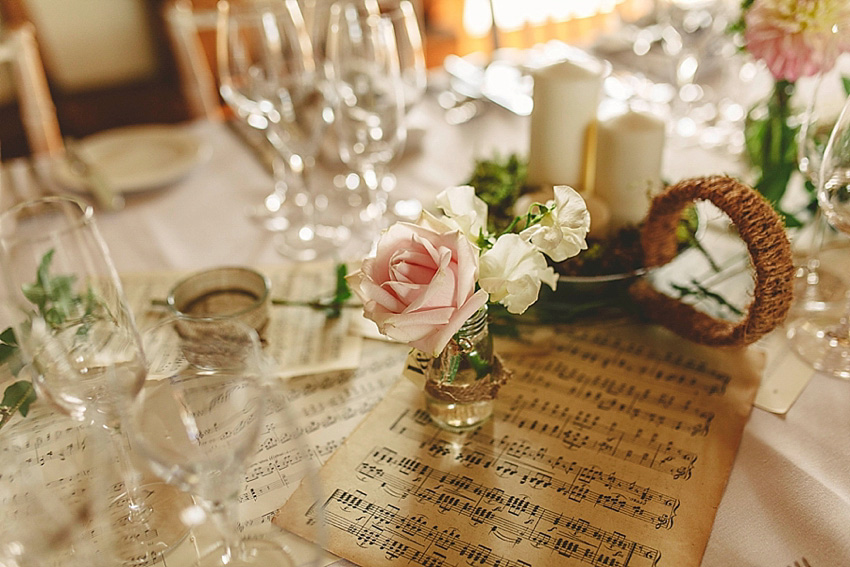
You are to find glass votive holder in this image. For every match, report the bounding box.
[166,266,272,337]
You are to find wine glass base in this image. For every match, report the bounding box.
[273,226,344,262]
[197,537,297,567]
[244,201,291,233]
[787,316,850,380]
[108,481,195,566]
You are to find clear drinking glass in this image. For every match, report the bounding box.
[384,0,427,113]
[790,74,847,315]
[787,93,850,379]
[131,317,318,567]
[379,0,427,221]
[326,0,408,238]
[656,0,730,140]
[0,196,192,565]
[217,0,339,261]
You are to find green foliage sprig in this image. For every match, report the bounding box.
[464,153,529,233]
[0,249,99,430]
[0,328,34,429]
[271,263,355,318]
[462,154,743,328]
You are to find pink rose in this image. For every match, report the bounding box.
[346,222,489,357]
[744,0,850,82]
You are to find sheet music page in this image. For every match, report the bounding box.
[121,262,362,378]
[0,263,407,567]
[0,338,408,567]
[276,323,764,567]
[237,339,408,532]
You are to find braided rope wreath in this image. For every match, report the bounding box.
[628,175,795,347]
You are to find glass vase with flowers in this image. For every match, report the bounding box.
[346,184,590,430]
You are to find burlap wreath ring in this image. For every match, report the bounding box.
[628,176,795,347]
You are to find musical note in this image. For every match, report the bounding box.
[390,409,696,479]
[277,322,762,567]
[355,447,677,530]
[319,489,660,567]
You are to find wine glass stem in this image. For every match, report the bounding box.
[207,497,245,564]
[834,291,850,339]
[803,209,829,276]
[267,127,320,233]
[361,162,386,206]
[109,424,150,523]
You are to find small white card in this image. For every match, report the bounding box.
[754,330,815,414]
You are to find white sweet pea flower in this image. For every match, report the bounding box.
[520,185,590,262]
[478,234,557,314]
[417,210,456,234]
[435,185,489,242]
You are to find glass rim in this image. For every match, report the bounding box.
[218,0,301,19]
[0,195,94,247]
[142,313,266,374]
[146,313,264,341]
[166,266,272,323]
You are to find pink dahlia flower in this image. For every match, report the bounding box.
[744,0,850,82]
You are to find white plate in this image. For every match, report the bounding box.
[53,124,210,194]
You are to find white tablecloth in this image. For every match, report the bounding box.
[4,92,850,567]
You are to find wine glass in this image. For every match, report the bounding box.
[790,74,847,316]
[787,93,850,378]
[0,196,193,565]
[379,0,427,220]
[131,317,313,567]
[381,0,426,113]
[326,0,408,238]
[217,0,339,261]
[656,0,730,140]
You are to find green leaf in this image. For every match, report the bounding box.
[671,280,744,318]
[466,351,492,380]
[465,153,528,233]
[745,81,800,213]
[842,76,850,97]
[0,327,17,365]
[334,263,352,304]
[0,380,37,428]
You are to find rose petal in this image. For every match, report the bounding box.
[418,289,489,356]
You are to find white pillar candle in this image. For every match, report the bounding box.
[526,57,607,190]
[594,109,666,230]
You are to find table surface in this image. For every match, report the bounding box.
[3,84,850,567]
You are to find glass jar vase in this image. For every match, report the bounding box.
[423,305,506,431]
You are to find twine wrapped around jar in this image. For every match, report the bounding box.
[424,354,509,403]
[422,305,511,431]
